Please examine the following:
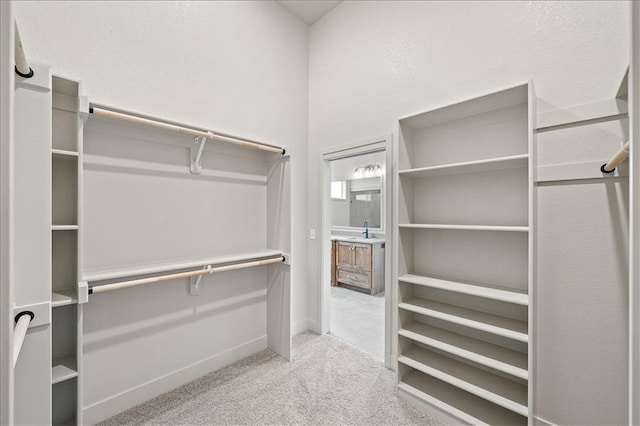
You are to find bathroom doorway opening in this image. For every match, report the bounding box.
[320,136,393,368]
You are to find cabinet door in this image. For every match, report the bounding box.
[336,242,354,267]
[353,244,371,271]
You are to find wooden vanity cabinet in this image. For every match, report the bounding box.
[334,240,384,295]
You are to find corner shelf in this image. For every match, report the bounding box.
[398,154,528,178]
[52,355,78,384]
[398,224,528,232]
[399,345,528,416]
[398,274,528,306]
[399,298,528,342]
[399,321,528,381]
[52,290,78,308]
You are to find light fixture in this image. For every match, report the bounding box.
[353,164,382,179]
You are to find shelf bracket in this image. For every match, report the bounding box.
[189,265,212,296]
[190,132,214,174]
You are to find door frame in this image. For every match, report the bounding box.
[319,134,393,369]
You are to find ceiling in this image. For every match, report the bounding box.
[277,1,342,25]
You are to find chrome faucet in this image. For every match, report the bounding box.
[363,221,369,239]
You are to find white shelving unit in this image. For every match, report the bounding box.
[394,82,535,424]
[51,75,83,425]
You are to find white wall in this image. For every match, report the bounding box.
[14,0,309,421]
[308,1,629,424]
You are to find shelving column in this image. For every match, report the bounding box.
[394,82,535,425]
[51,75,83,426]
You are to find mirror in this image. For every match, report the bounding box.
[329,151,385,231]
[331,178,381,228]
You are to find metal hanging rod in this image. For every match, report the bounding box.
[14,20,33,78]
[88,255,286,295]
[89,106,285,155]
[13,311,34,368]
[601,141,631,173]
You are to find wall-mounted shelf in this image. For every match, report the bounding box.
[51,290,78,308]
[52,149,79,157]
[399,298,528,342]
[399,322,528,380]
[398,154,528,178]
[52,225,78,231]
[398,224,528,232]
[399,346,528,416]
[52,356,78,384]
[82,249,285,283]
[398,371,526,425]
[398,274,528,306]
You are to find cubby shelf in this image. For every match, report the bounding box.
[52,355,78,384]
[399,322,528,380]
[398,223,528,232]
[399,298,528,342]
[399,346,528,416]
[52,149,79,157]
[398,154,528,178]
[398,274,528,306]
[52,290,78,308]
[398,371,526,426]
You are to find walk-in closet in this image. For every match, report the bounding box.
[2,1,639,425]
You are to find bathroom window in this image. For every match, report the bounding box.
[331,181,346,200]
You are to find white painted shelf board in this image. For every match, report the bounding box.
[400,82,528,129]
[398,223,529,232]
[83,249,284,282]
[52,355,78,384]
[398,274,528,306]
[399,154,528,178]
[51,225,78,231]
[51,149,78,157]
[399,372,526,425]
[399,322,528,380]
[399,298,528,342]
[399,346,528,416]
[51,290,77,308]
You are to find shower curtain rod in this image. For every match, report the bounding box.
[88,255,286,295]
[89,106,286,155]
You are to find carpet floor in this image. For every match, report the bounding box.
[99,332,445,425]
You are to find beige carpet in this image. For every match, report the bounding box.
[99,332,445,425]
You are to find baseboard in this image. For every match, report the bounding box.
[535,416,558,426]
[83,335,268,425]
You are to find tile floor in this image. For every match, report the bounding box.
[329,285,385,360]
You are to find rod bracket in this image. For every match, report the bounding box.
[190,265,212,295]
[190,132,214,174]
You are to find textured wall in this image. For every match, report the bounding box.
[308,1,629,424]
[14,1,309,422]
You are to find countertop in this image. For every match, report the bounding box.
[331,235,385,244]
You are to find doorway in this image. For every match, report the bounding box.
[320,135,393,368]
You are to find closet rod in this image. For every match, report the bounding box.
[14,21,33,78]
[13,311,34,368]
[601,141,631,173]
[89,106,285,154]
[88,255,285,295]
